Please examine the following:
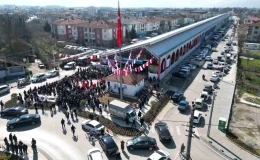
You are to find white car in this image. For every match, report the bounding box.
[64,62,76,70]
[194,98,204,109]
[210,74,219,82]
[147,150,170,160]
[45,70,59,78]
[193,110,202,124]
[31,73,46,83]
[87,148,103,160]
[0,85,10,95]
[82,119,104,134]
[213,71,224,76]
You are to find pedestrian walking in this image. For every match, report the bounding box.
[73,109,77,119]
[9,133,13,143]
[6,142,9,152]
[121,140,125,151]
[31,138,37,153]
[10,142,14,153]
[61,118,65,128]
[13,134,17,144]
[66,112,69,120]
[23,144,28,154]
[41,103,44,112]
[138,111,142,120]
[18,143,23,154]
[70,111,74,120]
[71,125,76,136]
[132,118,136,128]
[14,143,18,155]
[4,137,8,145]
[140,118,144,127]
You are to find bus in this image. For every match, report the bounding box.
[76,57,92,66]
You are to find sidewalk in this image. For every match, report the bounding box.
[0,140,49,160]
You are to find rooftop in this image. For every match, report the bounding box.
[105,73,145,86]
[51,17,85,25]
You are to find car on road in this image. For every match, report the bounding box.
[31,73,46,83]
[154,122,172,142]
[0,85,10,95]
[194,98,204,109]
[203,84,213,94]
[213,59,218,65]
[127,136,157,151]
[147,150,170,160]
[87,148,103,160]
[207,62,213,69]
[82,119,104,134]
[45,70,59,78]
[210,74,219,82]
[193,111,202,124]
[171,92,184,103]
[64,61,76,70]
[205,56,212,61]
[183,63,196,70]
[200,91,211,101]
[213,71,224,76]
[99,134,118,155]
[6,114,41,129]
[0,106,28,117]
[178,100,189,111]
[38,63,45,69]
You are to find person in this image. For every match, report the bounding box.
[181,143,185,154]
[61,118,65,129]
[10,142,14,153]
[9,133,13,143]
[41,103,44,113]
[116,152,121,160]
[132,118,136,128]
[4,137,8,145]
[13,134,17,144]
[140,118,144,127]
[14,143,18,155]
[202,74,205,80]
[66,112,69,120]
[138,111,142,120]
[71,125,76,136]
[18,142,23,154]
[23,144,28,154]
[31,138,37,153]
[121,140,125,151]
[73,109,77,119]
[70,111,74,120]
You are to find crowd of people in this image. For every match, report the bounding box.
[3,133,38,156]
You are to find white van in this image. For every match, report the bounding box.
[64,61,76,70]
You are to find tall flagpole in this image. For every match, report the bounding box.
[118,0,123,101]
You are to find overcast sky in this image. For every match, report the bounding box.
[1,0,260,8]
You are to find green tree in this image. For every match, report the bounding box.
[130,27,137,39]
[43,21,51,32]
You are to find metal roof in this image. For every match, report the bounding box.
[102,13,230,58]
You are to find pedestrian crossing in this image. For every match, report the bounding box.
[149,125,201,138]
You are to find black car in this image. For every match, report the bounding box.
[6,114,41,129]
[126,136,157,151]
[172,72,187,79]
[171,92,184,103]
[0,106,28,117]
[154,122,172,142]
[99,134,118,155]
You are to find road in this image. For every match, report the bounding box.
[0,28,239,160]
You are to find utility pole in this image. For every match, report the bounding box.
[186,105,195,160]
[207,91,216,136]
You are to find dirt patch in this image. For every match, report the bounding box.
[229,102,260,155]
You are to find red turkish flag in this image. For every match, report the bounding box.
[117,1,122,48]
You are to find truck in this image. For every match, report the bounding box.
[109,100,137,122]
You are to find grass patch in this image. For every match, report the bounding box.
[246,50,260,57]
[241,58,260,70]
[0,151,22,160]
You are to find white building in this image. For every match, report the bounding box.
[105,74,145,97]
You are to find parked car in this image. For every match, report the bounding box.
[200,91,211,101]
[207,63,213,69]
[64,61,76,70]
[193,111,202,124]
[210,74,219,82]
[87,148,103,160]
[194,98,204,109]
[82,119,104,134]
[178,100,189,111]
[45,70,59,78]
[0,106,28,117]
[213,59,218,65]
[173,72,187,79]
[17,77,30,88]
[147,150,171,160]
[171,92,184,103]
[203,84,213,94]
[205,56,212,61]
[126,136,157,151]
[154,122,172,142]
[0,85,10,95]
[6,114,41,129]
[213,71,224,76]
[99,134,118,155]
[38,63,45,69]
[31,73,46,83]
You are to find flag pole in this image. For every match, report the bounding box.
[120,47,123,101]
[118,0,123,101]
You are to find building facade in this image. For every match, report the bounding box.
[247,22,260,42]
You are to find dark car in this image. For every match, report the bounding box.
[0,106,28,117]
[207,63,213,69]
[127,136,157,151]
[154,122,172,142]
[172,72,187,79]
[99,134,118,155]
[6,114,41,129]
[171,92,184,103]
[178,100,189,112]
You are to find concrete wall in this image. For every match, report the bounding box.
[108,79,144,97]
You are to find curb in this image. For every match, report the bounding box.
[0,139,54,160]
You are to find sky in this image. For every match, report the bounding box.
[1,0,260,8]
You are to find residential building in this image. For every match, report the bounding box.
[244,17,260,24]
[51,17,125,47]
[36,11,74,22]
[247,22,260,42]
